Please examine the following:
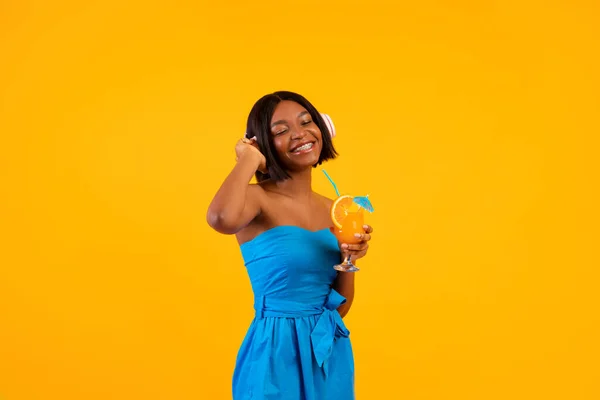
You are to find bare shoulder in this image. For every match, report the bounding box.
[314,192,334,209]
[248,183,265,193]
[247,183,267,202]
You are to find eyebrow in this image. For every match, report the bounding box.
[271,111,310,128]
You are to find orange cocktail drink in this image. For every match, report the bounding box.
[330,195,365,272]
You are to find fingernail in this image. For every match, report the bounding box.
[341,244,348,249]
[363,225,368,229]
[354,233,362,238]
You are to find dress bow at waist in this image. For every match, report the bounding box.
[254,289,350,376]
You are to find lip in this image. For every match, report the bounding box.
[289,141,316,153]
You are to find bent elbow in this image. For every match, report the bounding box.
[206,209,220,230]
[206,209,238,235]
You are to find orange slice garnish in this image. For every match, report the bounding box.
[330,195,355,229]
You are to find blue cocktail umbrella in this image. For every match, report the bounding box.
[353,195,374,212]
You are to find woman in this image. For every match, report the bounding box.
[207,91,373,400]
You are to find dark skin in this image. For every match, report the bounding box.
[207,100,373,318]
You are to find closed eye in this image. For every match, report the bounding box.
[301,120,313,126]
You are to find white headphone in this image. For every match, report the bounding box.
[246,113,336,140]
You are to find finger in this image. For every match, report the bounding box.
[342,243,369,252]
[353,232,371,242]
[345,249,367,261]
[351,250,367,259]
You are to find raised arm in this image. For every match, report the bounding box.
[206,138,266,235]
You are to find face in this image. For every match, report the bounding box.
[269,100,322,171]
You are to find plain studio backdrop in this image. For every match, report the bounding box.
[1,1,599,399]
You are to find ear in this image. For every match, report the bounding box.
[245,113,336,140]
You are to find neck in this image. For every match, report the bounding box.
[269,168,313,199]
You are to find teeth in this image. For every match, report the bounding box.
[293,143,313,152]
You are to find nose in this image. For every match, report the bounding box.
[290,124,308,140]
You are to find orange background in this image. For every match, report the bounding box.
[1,1,599,399]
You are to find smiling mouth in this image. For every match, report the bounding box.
[291,142,315,154]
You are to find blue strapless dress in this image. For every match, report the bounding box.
[232,226,354,400]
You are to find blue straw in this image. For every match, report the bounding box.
[322,169,340,196]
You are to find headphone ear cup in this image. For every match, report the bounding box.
[320,113,336,138]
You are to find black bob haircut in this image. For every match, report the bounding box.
[245,91,338,183]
